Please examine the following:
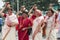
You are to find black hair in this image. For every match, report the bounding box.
[23,10,28,15]
[18,13,23,16]
[58,8,60,11]
[22,10,29,17]
[7,8,13,11]
[46,11,48,14]
[48,8,54,14]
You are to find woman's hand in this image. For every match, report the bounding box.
[22,27,31,31]
[47,37,49,40]
[22,28,27,31]
[7,23,12,27]
[5,2,11,9]
[32,34,35,40]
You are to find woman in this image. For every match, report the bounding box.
[0,3,18,40]
[18,11,32,40]
[32,9,45,40]
[46,9,57,40]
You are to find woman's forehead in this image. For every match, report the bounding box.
[8,10,12,11]
[48,11,51,13]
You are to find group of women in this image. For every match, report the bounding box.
[0,2,60,40]
[16,4,60,40]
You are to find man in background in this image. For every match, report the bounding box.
[0,16,3,32]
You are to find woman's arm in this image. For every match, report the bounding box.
[28,5,36,16]
[11,22,18,27]
[28,7,33,16]
[0,7,6,17]
[16,11,20,17]
[52,8,58,14]
[41,22,46,29]
[22,19,33,30]
[0,2,9,17]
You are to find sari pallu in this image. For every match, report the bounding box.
[32,16,44,40]
[46,15,57,40]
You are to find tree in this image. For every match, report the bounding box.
[3,0,58,11]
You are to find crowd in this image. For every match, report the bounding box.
[0,2,60,40]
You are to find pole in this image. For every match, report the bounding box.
[58,0,60,8]
[17,0,19,12]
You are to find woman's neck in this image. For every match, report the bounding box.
[36,15,41,17]
[24,16,28,19]
[8,13,12,16]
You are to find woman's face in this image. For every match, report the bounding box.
[8,10,12,15]
[33,7,37,11]
[47,11,53,17]
[34,11,41,17]
[22,13,28,18]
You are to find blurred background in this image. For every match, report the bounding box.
[0,0,60,40]
[0,0,59,11]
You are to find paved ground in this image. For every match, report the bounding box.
[0,32,2,40]
[0,32,60,40]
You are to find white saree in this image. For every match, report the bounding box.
[2,13,18,40]
[32,16,44,40]
[46,15,57,40]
